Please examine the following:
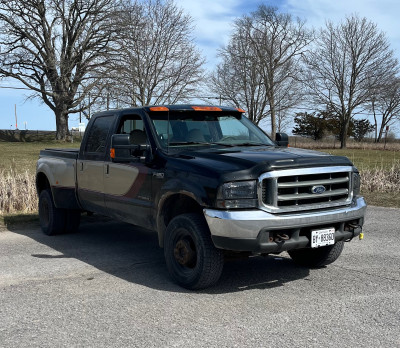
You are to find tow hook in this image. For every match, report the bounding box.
[274,234,289,242]
[345,223,364,241]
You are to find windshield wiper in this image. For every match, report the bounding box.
[231,142,272,147]
[168,141,204,145]
[208,142,236,147]
[167,141,271,147]
[168,141,235,147]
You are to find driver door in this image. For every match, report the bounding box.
[104,114,153,229]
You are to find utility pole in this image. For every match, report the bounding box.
[14,104,18,129]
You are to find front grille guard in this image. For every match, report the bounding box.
[258,166,354,213]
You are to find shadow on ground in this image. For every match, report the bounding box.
[7,214,310,294]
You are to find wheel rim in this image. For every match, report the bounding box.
[173,229,197,269]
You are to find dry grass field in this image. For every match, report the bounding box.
[290,136,400,152]
[0,141,80,220]
[290,137,400,208]
[0,138,399,220]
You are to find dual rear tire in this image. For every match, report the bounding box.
[39,189,80,235]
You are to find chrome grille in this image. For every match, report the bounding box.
[259,166,353,213]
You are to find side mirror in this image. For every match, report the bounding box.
[110,134,150,162]
[275,133,289,147]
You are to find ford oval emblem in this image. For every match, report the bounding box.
[311,185,326,194]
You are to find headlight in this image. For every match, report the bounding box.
[216,180,258,209]
[352,171,361,196]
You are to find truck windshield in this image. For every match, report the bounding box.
[149,113,275,152]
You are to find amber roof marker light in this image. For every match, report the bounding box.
[150,106,169,111]
[236,108,246,113]
[191,106,222,111]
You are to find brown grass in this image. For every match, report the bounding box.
[1,137,399,216]
[290,136,400,151]
[1,163,398,216]
[0,168,37,215]
[361,162,400,193]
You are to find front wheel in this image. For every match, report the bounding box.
[288,241,344,268]
[164,213,224,290]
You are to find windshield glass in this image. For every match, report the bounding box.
[149,112,275,152]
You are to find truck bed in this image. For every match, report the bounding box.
[39,148,79,159]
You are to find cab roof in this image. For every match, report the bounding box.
[143,105,245,113]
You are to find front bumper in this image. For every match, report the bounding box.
[204,197,367,252]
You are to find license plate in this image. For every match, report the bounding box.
[311,228,335,248]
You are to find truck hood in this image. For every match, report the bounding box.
[170,146,353,181]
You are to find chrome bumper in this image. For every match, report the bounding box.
[204,197,367,240]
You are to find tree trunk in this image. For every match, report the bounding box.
[269,91,276,140]
[340,121,348,148]
[270,109,276,140]
[377,124,385,143]
[55,106,70,141]
[372,100,378,143]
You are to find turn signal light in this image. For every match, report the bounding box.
[110,148,115,159]
[192,106,222,111]
[150,106,169,111]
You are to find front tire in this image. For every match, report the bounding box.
[164,213,224,290]
[288,241,344,268]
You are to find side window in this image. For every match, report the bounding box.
[118,115,148,145]
[85,116,114,153]
[119,118,144,134]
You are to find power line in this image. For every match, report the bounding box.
[0,84,390,118]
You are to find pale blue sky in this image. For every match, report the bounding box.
[1,0,399,132]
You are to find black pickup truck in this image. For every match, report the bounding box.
[36,105,366,289]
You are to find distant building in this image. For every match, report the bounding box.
[78,123,86,132]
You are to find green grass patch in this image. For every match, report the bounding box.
[321,149,400,170]
[0,141,80,174]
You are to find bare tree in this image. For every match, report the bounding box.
[210,26,269,125]
[218,6,313,139]
[211,6,312,138]
[105,0,205,108]
[0,0,117,140]
[304,14,398,148]
[276,108,292,133]
[370,75,400,142]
